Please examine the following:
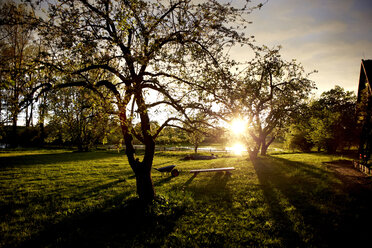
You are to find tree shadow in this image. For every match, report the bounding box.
[183,174,197,187]
[253,159,308,247]
[153,176,173,186]
[184,172,233,208]
[18,194,184,248]
[152,160,175,168]
[70,179,128,201]
[253,156,372,247]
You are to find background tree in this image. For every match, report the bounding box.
[0,2,39,147]
[184,112,211,153]
[46,87,112,151]
[283,104,313,152]
[30,0,259,202]
[283,86,357,153]
[155,126,185,146]
[284,124,314,152]
[309,86,357,153]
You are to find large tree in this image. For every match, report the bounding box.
[28,0,259,202]
[215,46,315,160]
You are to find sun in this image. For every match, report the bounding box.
[231,143,246,155]
[230,118,246,135]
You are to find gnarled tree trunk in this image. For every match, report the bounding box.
[248,141,261,161]
[122,129,156,203]
[260,136,275,156]
[134,154,155,203]
[119,90,157,203]
[248,130,261,160]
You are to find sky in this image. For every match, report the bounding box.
[12,0,371,95]
[231,0,372,95]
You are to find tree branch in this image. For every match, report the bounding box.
[153,117,182,139]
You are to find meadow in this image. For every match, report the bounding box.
[1,149,371,247]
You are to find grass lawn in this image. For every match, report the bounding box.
[1,150,371,247]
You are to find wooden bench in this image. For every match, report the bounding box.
[190,167,235,176]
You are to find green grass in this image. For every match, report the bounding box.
[1,150,371,247]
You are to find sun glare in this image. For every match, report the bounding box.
[231,143,245,155]
[230,118,246,135]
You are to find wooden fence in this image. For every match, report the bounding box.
[353,160,371,175]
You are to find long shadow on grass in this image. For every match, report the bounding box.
[18,194,184,248]
[183,174,197,187]
[0,151,125,168]
[253,156,372,247]
[184,172,233,207]
[70,179,128,201]
[0,179,132,233]
[154,176,173,186]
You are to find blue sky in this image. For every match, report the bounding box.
[232,0,372,95]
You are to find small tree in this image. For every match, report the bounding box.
[184,113,211,153]
[187,130,205,153]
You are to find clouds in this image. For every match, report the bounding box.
[237,0,372,94]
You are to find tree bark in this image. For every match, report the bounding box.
[11,115,18,148]
[135,159,155,203]
[249,141,261,161]
[119,98,156,203]
[129,139,156,203]
[248,148,259,161]
[249,129,262,160]
[260,144,269,156]
[25,105,29,127]
[38,94,47,146]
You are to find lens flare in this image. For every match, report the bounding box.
[231,143,245,155]
[230,118,246,135]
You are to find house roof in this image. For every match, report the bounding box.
[357,59,372,102]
